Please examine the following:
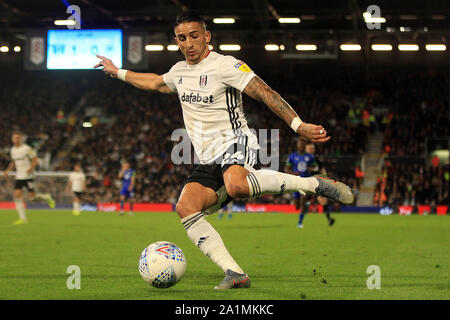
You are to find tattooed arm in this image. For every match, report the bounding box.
[243,76,330,143]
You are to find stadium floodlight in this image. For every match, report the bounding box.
[82,122,93,128]
[364,17,386,23]
[278,17,301,24]
[265,44,279,51]
[219,44,241,51]
[296,44,317,51]
[363,12,386,23]
[54,20,77,26]
[208,44,214,50]
[145,44,164,51]
[167,45,179,51]
[340,44,361,51]
[0,46,9,53]
[371,44,393,51]
[398,44,419,51]
[425,44,446,51]
[213,18,235,24]
[13,46,21,52]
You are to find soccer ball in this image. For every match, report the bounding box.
[138,241,187,288]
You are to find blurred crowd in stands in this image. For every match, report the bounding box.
[372,68,449,208]
[0,72,87,170]
[0,64,448,208]
[374,157,449,209]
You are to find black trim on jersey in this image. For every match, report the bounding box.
[225,87,234,130]
[226,87,242,132]
[233,88,241,129]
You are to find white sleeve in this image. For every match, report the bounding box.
[217,56,256,92]
[27,146,36,159]
[68,173,74,182]
[162,64,178,93]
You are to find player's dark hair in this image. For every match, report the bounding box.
[174,10,206,29]
[12,130,22,136]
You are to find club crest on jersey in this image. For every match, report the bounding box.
[234,61,251,73]
[199,75,208,88]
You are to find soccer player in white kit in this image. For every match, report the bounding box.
[2,131,55,224]
[66,162,86,216]
[95,11,354,289]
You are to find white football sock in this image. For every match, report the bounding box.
[246,169,319,197]
[73,202,81,213]
[14,199,27,222]
[33,193,51,202]
[181,212,244,274]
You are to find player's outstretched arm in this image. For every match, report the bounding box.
[94,55,172,94]
[243,76,330,143]
[2,161,15,177]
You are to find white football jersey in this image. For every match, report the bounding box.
[10,144,36,180]
[69,171,86,192]
[163,51,259,164]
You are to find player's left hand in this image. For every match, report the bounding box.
[297,122,331,143]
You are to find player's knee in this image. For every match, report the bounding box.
[13,190,22,199]
[225,181,248,199]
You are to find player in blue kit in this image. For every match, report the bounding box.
[118,161,136,216]
[285,138,316,228]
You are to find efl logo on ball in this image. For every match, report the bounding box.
[138,241,187,288]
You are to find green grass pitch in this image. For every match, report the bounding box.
[0,210,449,300]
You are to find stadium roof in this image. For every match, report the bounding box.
[1,0,449,35]
[0,0,448,60]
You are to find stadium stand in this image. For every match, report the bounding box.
[0,65,448,208]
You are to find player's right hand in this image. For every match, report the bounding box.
[297,122,331,143]
[94,55,118,78]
